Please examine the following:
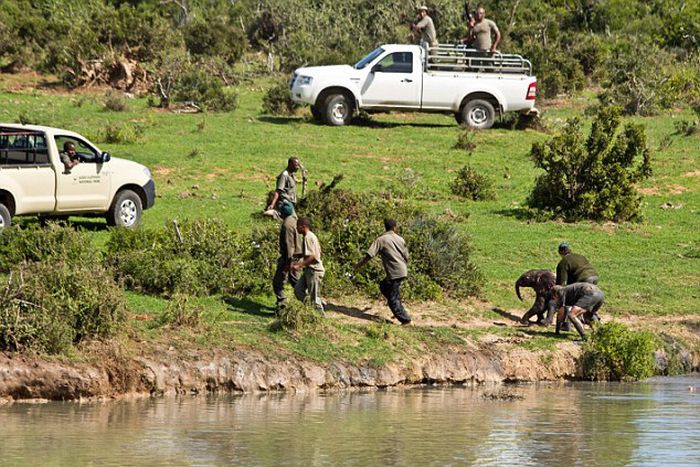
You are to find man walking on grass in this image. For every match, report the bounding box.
[355,219,412,325]
[291,217,325,312]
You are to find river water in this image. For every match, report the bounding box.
[1,375,698,466]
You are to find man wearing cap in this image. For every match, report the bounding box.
[555,243,599,286]
[412,6,438,50]
[272,201,301,310]
[355,219,412,325]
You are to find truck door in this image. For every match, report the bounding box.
[0,131,56,214]
[54,136,111,212]
[361,51,421,108]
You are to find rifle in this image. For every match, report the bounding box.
[300,164,308,199]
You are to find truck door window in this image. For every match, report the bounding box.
[0,130,49,166]
[55,136,99,163]
[375,52,413,73]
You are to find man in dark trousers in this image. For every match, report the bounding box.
[550,283,605,340]
[272,202,300,310]
[515,269,556,325]
[556,242,598,285]
[355,219,412,325]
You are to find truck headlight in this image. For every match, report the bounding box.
[297,75,313,86]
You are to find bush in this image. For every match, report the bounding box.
[103,90,129,112]
[527,106,652,222]
[184,18,246,66]
[0,260,128,354]
[261,79,300,115]
[450,165,495,201]
[106,219,275,297]
[582,322,657,381]
[454,127,477,151]
[100,122,141,144]
[159,294,203,328]
[0,224,98,272]
[271,300,323,331]
[299,182,482,300]
[172,68,239,112]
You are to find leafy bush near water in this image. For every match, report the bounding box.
[582,322,656,381]
[0,261,128,354]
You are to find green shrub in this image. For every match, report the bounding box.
[0,224,98,272]
[172,68,238,112]
[184,18,246,66]
[103,90,129,112]
[159,294,203,328]
[271,300,323,331]
[261,79,300,115]
[101,122,140,144]
[582,322,657,381]
[106,219,275,297]
[450,165,495,201]
[454,128,477,151]
[527,106,652,222]
[0,260,128,354]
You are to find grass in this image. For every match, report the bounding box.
[1,73,698,364]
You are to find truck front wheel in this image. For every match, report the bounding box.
[0,203,11,229]
[323,93,353,126]
[461,99,496,129]
[107,189,142,228]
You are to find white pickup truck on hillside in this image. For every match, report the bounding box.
[0,124,155,229]
[290,44,538,129]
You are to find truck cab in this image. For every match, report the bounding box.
[0,124,155,228]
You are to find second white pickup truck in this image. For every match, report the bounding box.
[290,44,538,129]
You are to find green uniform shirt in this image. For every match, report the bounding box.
[302,231,325,274]
[471,18,499,50]
[367,231,409,280]
[275,169,297,204]
[556,253,597,285]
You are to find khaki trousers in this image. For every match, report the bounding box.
[294,268,325,311]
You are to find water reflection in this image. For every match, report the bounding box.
[0,376,698,466]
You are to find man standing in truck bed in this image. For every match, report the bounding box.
[468,5,500,53]
[412,6,438,50]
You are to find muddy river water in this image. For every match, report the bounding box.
[1,375,698,466]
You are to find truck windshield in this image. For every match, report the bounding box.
[354,47,385,70]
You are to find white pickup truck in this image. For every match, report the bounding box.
[290,44,537,129]
[0,124,155,228]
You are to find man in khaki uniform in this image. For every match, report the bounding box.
[412,6,438,49]
[468,6,500,53]
[355,219,411,325]
[291,217,325,311]
[272,202,301,310]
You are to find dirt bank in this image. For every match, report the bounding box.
[1,325,697,402]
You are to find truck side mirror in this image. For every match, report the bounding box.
[100,152,111,163]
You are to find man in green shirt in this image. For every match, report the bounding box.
[355,219,411,325]
[267,157,300,212]
[556,243,599,286]
[291,217,325,312]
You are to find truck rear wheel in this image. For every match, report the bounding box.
[107,189,142,228]
[323,93,353,126]
[0,203,11,229]
[461,99,496,129]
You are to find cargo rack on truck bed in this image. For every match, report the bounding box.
[425,44,533,75]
